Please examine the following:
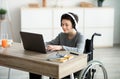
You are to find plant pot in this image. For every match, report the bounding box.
[0,14,6,20]
[97,0,104,7]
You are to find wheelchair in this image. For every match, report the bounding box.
[78,33,108,79]
[51,33,108,79]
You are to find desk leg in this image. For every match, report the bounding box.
[70,73,74,79]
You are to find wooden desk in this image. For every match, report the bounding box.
[0,43,87,79]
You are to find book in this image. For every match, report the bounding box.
[47,54,74,63]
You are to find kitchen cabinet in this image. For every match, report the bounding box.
[21,7,114,47]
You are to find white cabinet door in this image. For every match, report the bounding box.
[53,8,84,38]
[21,8,52,29]
[84,8,114,27]
[84,8,114,47]
[21,8,53,42]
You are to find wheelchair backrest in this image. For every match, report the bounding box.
[84,39,93,54]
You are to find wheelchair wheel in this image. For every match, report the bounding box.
[78,60,108,79]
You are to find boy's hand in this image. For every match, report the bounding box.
[47,45,63,51]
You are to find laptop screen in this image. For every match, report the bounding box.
[20,31,47,54]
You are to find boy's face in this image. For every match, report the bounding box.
[61,19,73,33]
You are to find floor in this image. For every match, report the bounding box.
[0,45,120,79]
[93,45,120,79]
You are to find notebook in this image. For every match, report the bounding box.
[20,31,49,54]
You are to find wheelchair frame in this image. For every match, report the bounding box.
[78,33,108,79]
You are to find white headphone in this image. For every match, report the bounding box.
[66,13,78,27]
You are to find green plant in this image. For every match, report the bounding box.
[0,8,7,15]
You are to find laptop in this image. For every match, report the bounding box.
[20,31,48,54]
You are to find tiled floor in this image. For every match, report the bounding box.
[0,45,120,79]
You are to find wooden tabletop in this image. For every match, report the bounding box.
[0,43,87,79]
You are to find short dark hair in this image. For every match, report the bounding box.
[61,12,79,30]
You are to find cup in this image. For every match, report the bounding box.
[1,34,8,47]
[2,39,8,48]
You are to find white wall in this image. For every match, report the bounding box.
[107,0,120,44]
[1,0,120,44]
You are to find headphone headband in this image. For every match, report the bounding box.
[66,13,78,27]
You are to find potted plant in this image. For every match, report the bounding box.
[0,8,7,20]
[97,0,104,7]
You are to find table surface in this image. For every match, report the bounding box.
[0,43,87,79]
